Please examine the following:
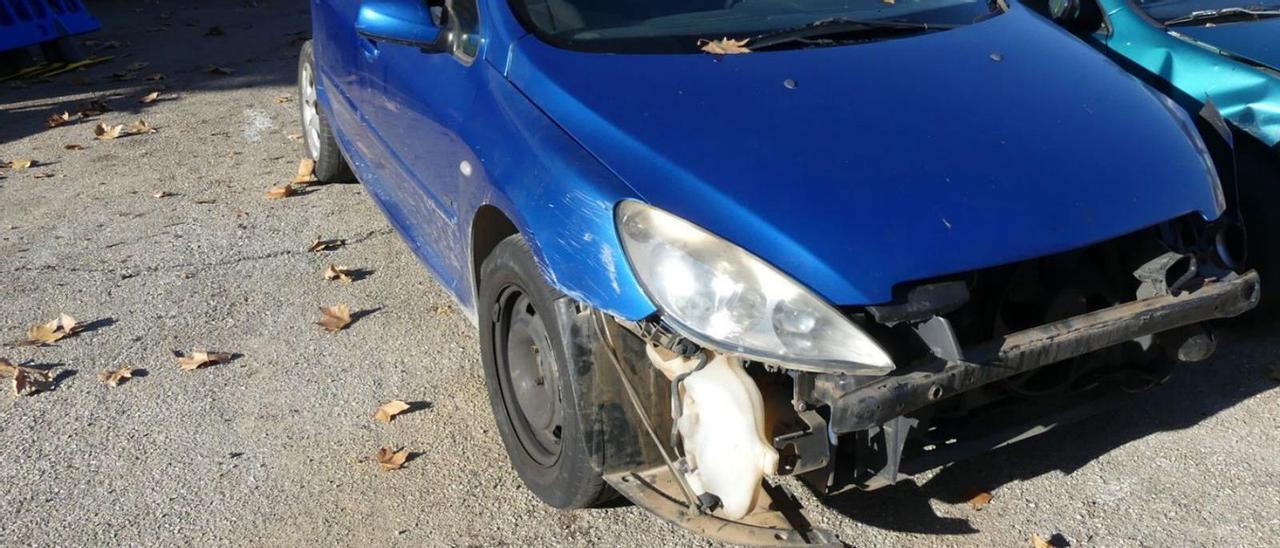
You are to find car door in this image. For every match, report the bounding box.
[361,0,484,293]
[311,0,373,131]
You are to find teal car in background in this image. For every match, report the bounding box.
[1042,0,1280,310]
[1094,0,1278,145]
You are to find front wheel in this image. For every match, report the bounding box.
[478,235,615,508]
[1237,138,1280,317]
[297,40,353,183]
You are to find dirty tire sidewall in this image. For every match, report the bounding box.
[297,40,354,184]
[479,235,610,509]
[1237,139,1280,318]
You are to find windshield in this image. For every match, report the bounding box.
[509,0,1004,53]
[1136,0,1280,23]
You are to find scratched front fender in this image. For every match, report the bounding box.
[452,62,656,321]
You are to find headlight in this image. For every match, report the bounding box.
[616,201,894,375]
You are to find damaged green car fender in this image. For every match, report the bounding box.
[1091,0,1280,148]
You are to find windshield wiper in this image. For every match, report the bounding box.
[1164,7,1280,26]
[748,17,954,50]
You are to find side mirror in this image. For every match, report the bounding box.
[1048,0,1104,33]
[356,1,448,52]
[1048,0,1081,20]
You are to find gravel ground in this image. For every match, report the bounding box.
[2,2,1278,546]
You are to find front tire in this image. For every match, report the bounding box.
[1237,136,1280,317]
[478,235,613,508]
[297,40,353,183]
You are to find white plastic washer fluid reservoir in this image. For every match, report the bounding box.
[646,345,779,520]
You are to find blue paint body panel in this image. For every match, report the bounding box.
[310,0,1224,321]
[313,0,651,320]
[505,3,1222,305]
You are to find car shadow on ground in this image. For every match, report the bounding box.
[818,315,1280,535]
[0,0,310,146]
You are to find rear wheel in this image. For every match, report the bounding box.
[297,40,353,183]
[479,235,614,508]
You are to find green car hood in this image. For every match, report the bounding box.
[1095,0,1280,147]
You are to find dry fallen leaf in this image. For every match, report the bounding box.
[265,184,297,200]
[25,313,79,346]
[33,172,55,179]
[12,368,53,396]
[287,133,304,142]
[98,367,133,387]
[153,191,174,198]
[375,447,409,471]
[175,349,232,371]
[324,265,355,283]
[94,122,125,140]
[968,491,994,510]
[4,159,35,170]
[698,37,752,55]
[87,39,122,49]
[373,400,411,424]
[274,95,292,104]
[77,99,111,117]
[0,359,39,379]
[308,239,345,252]
[2,358,54,396]
[204,65,235,75]
[57,313,79,333]
[128,120,156,135]
[0,358,18,377]
[291,158,317,184]
[140,91,161,104]
[46,111,72,128]
[1030,534,1052,548]
[317,304,353,332]
[64,144,85,151]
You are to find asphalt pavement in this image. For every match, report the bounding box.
[2,1,1278,546]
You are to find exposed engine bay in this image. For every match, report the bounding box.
[584,215,1260,545]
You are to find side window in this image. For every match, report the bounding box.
[429,0,481,62]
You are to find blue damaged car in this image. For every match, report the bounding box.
[300,0,1260,543]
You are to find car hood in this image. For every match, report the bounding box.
[1175,19,1280,70]
[505,5,1224,306]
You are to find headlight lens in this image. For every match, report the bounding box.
[616,201,894,375]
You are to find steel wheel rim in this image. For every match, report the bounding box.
[300,61,322,160]
[495,288,563,466]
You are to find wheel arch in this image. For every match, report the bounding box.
[471,203,521,312]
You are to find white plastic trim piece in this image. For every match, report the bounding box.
[646,345,779,520]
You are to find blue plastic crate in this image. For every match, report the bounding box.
[0,0,101,54]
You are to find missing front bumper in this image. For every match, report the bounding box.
[826,270,1260,435]
[604,467,842,547]
[588,265,1259,543]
